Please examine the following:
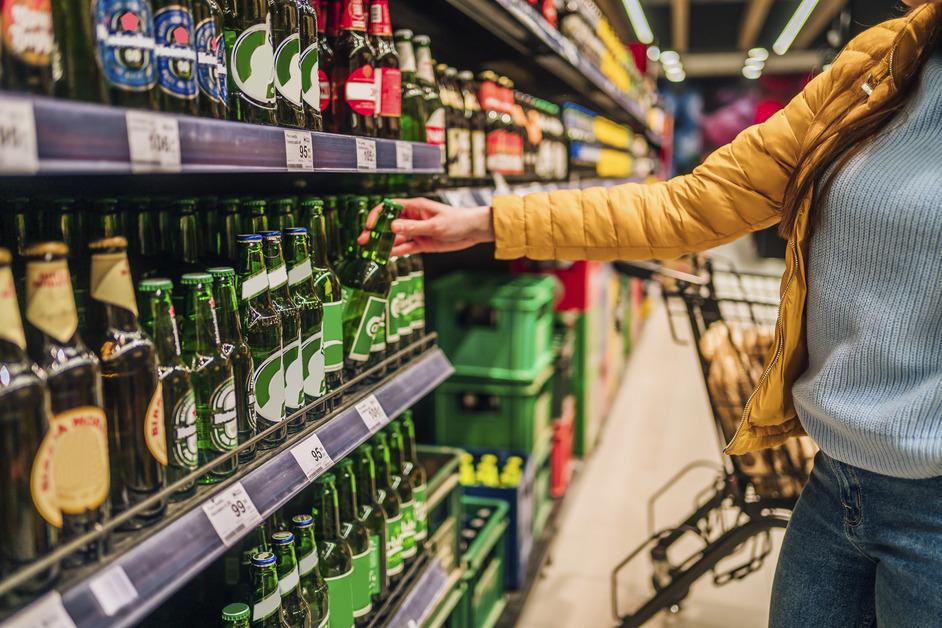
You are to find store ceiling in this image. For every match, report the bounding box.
[592,0,908,76]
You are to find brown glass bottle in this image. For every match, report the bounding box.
[52,0,108,102]
[315,0,335,131]
[1,0,54,95]
[297,0,323,131]
[330,0,376,136]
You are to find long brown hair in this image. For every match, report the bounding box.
[779,9,942,238]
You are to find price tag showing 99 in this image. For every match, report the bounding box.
[202,481,262,546]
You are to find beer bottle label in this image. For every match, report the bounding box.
[410,270,425,332]
[253,350,286,423]
[323,299,344,373]
[367,0,391,36]
[350,547,372,617]
[413,481,428,541]
[2,0,53,66]
[367,534,380,595]
[274,32,302,106]
[195,17,227,104]
[425,107,446,146]
[0,266,26,350]
[287,258,313,286]
[300,41,320,112]
[50,406,111,515]
[268,263,288,291]
[144,381,168,465]
[95,0,158,90]
[230,21,276,106]
[344,65,377,117]
[318,68,330,113]
[385,512,403,575]
[302,331,326,398]
[201,377,238,453]
[283,337,304,410]
[346,294,385,362]
[378,67,401,117]
[299,545,319,576]
[154,5,198,99]
[385,278,401,344]
[252,589,280,622]
[400,499,416,558]
[279,565,301,595]
[90,251,139,316]
[240,270,269,301]
[325,569,354,628]
[170,388,198,469]
[26,259,78,344]
[472,129,487,177]
[30,428,60,528]
[339,0,366,30]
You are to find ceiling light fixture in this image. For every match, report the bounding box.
[747,47,769,61]
[621,0,655,44]
[772,0,819,55]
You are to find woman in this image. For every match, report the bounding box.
[364,2,942,624]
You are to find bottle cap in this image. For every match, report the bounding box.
[23,241,69,258]
[284,227,308,235]
[93,198,119,209]
[207,267,236,277]
[0,248,10,265]
[173,198,198,209]
[357,442,373,455]
[413,34,430,45]
[236,234,263,242]
[251,551,277,566]
[269,197,295,209]
[89,236,128,251]
[291,514,314,528]
[242,199,266,209]
[316,471,337,484]
[180,272,212,285]
[271,531,295,545]
[299,198,324,208]
[138,278,173,292]
[222,602,251,622]
[394,28,413,38]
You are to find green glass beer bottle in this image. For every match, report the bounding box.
[51,0,107,102]
[351,444,388,603]
[138,279,198,500]
[94,0,160,109]
[292,514,330,627]
[284,228,326,420]
[322,195,343,268]
[369,432,402,582]
[272,531,314,627]
[0,248,59,593]
[23,242,110,567]
[408,254,426,355]
[386,422,416,562]
[338,200,401,380]
[413,35,445,163]
[336,459,373,621]
[389,255,412,359]
[330,0,375,136]
[262,232,305,432]
[209,267,257,463]
[89,198,123,242]
[251,551,290,627]
[224,0,276,124]
[382,256,401,366]
[2,0,54,95]
[222,602,252,628]
[297,0,323,131]
[300,199,343,409]
[269,197,299,235]
[392,30,426,142]
[235,234,287,449]
[313,473,355,628]
[400,411,428,543]
[271,0,305,128]
[216,197,244,263]
[243,199,271,235]
[153,0,199,114]
[194,0,229,119]
[87,237,166,529]
[336,195,361,266]
[179,273,239,484]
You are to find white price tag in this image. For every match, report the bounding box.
[89,565,138,617]
[355,395,388,432]
[8,592,76,628]
[291,432,334,480]
[356,137,377,171]
[0,97,38,173]
[284,130,314,170]
[202,481,262,546]
[126,111,181,172]
[395,142,413,170]
[442,190,463,207]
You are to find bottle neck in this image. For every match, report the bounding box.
[354,455,377,504]
[263,242,290,297]
[90,251,141,333]
[396,40,416,79]
[175,211,200,264]
[142,293,183,364]
[308,213,331,268]
[415,44,435,86]
[375,445,393,489]
[214,279,243,344]
[317,484,342,539]
[184,286,221,354]
[338,0,366,32]
[285,235,312,274]
[337,467,359,521]
[237,243,271,307]
[359,210,395,264]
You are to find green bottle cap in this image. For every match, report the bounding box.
[242,199,266,210]
[138,278,173,292]
[339,458,354,469]
[94,198,119,209]
[173,198,198,210]
[180,272,212,285]
[207,267,236,277]
[251,551,277,566]
[299,197,324,208]
[291,514,314,527]
[222,603,251,621]
[271,530,295,545]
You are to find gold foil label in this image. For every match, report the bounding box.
[50,406,110,514]
[145,382,167,465]
[0,266,26,349]
[25,260,78,344]
[90,252,138,317]
[30,429,61,528]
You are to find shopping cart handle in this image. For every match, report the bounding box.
[613,261,708,285]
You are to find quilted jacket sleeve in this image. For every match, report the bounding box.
[491,67,837,261]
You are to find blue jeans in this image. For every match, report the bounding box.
[770,451,942,627]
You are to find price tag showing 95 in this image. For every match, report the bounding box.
[284,130,314,170]
[202,481,262,546]
[126,111,181,172]
[291,432,334,480]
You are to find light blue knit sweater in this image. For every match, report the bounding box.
[792,49,942,479]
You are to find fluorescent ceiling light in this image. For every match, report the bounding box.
[742,65,762,79]
[744,57,765,68]
[666,70,686,82]
[773,0,819,55]
[660,50,680,65]
[647,46,661,62]
[748,47,769,61]
[622,0,654,44]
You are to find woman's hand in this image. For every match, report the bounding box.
[358,198,495,256]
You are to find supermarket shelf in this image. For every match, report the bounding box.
[437,176,643,207]
[365,551,460,628]
[1,345,453,628]
[0,93,443,176]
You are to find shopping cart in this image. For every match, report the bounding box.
[609,258,815,628]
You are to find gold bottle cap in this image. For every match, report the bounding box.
[89,236,128,251]
[23,241,69,258]
[0,248,11,265]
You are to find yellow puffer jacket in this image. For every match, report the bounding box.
[491,4,940,456]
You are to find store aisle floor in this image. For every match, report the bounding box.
[518,295,783,628]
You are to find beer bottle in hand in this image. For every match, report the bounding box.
[330,0,375,136]
[297,0,323,131]
[153,0,199,114]
[194,0,229,119]
[224,0,276,124]
[284,228,325,421]
[271,0,305,128]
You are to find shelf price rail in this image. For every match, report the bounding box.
[1,336,453,628]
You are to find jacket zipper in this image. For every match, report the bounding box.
[725,236,799,452]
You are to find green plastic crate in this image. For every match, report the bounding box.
[434,366,554,454]
[419,445,464,575]
[461,496,509,628]
[532,455,553,540]
[431,273,556,382]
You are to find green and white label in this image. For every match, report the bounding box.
[409,271,425,331]
[323,300,343,373]
[299,546,319,576]
[367,535,381,596]
[253,589,280,622]
[414,482,428,542]
[350,548,372,618]
[279,565,300,595]
[203,377,237,452]
[283,337,304,410]
[302,331,325,398]
[240,271,269,301]
[230,22,275,106]
[268,263,288,290]
[385,278,402,343]
[253,350,286,423]
[348,295,386,362]
[171,389,198,468]
[299,41,320,112]
[400,500,416,559]
[274,33,301,106]
[385,513,403,576]
[325,569,354,628]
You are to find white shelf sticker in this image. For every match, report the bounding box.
[89,565,138,617]
[291,432,334,480]
[126,111,181,172]
[284,130,314,170]
[202,481,262,546]
[8,592,76,628]
[356,137,377,171]
[0,97,39,173]
[355,395,388,432]
[395,142,413,170]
